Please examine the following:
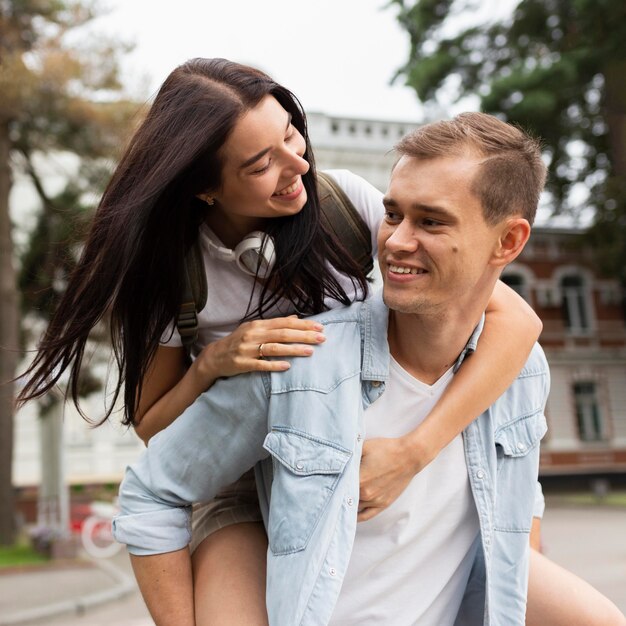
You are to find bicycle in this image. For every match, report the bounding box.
[80,500,123,559]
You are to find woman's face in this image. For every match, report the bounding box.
[206,95,310,245]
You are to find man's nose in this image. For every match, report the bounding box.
[385,221,419,253]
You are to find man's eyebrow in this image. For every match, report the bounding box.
[238,113,293,170]
[382,197,456,220]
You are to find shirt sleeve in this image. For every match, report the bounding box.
[159,319,183,348]
[112,372,270,555]
[322,169,384,258]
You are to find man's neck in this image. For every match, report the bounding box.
[388,307,482,386]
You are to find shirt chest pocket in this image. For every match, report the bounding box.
[493,411,547,532]
[263,428,352,555]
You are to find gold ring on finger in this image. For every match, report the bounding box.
[258,343,266,359]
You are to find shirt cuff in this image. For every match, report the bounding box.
[112,507,192,556]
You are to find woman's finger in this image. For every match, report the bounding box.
[251,328,326,347]
[246,358,291,372]
[247,316,324,332]
[256,342,316,359]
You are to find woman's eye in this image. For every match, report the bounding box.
[285,125,297,141]
[384,210,401,222]
[252,161,271,174]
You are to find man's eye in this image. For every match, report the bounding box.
[384,210,401,222]
[423,218,442,227]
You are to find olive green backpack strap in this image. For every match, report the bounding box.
[317,171,373,276]
[177,172,373,357]
[177,238,207,357]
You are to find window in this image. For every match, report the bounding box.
[561,274,591,333]
[573,382,605,442]
[501,273,528,301]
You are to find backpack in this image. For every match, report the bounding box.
[177,171,373,354]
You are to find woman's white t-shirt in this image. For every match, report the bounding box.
[161,169,384,354]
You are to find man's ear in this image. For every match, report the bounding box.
[491,218,531,267]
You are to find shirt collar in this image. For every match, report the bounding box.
[360,290,390,383]
[453,313,485,373]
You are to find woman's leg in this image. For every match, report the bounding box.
[526,548,626,626]
[192,521,268,626]
[190,469,268,626]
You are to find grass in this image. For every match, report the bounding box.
[0,539,49,569]
[546,491,626,508]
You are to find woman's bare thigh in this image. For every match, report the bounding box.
[192,522,269,626]
[527,548,625,626]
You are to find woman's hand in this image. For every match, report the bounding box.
[358,435,433,522]
[134,316,324,444]
[193,315,326,384]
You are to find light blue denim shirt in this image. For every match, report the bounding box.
[113,292,549,625]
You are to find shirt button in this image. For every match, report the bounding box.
[296,462,304,470]
[517,442,526,452]
[371,381,381,388]
[329,567,337,577]
[357,433,362,442]
[476,469,485,480]
[347,496,354,506]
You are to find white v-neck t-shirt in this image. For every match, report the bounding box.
[329,357,480,626]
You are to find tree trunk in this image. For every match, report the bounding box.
[604,60,626,179]
[0,121,18,545]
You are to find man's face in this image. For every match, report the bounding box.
[378,154,504,316]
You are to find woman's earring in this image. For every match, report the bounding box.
[205,197,215,206]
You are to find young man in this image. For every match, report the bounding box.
[114,112,549,625]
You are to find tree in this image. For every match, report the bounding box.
[391,0,626,280]
[0,0,135,545]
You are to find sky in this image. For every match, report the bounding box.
[90,0,428,122]
[89,0,524,122]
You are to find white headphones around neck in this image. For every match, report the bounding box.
[205,231,276,277]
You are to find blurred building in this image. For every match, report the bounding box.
[502,228,626,479]
[308,111,418,189]
[12,112,626,495]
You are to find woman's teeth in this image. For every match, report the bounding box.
[274,180,300,196]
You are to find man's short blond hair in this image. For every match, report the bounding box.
[395,112,547,225]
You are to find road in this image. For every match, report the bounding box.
[43,503,626,625]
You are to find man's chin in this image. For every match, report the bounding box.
[382,291,427,315]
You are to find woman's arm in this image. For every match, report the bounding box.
[358,280,543,519]
[134,316,326,443]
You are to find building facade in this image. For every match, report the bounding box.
[502,228,626,477]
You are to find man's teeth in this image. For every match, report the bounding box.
[389,264,425,275]
[274,181,299,196]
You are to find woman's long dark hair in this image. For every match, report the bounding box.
[17,58,369,426]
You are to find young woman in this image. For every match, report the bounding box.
[18,58,624,626]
